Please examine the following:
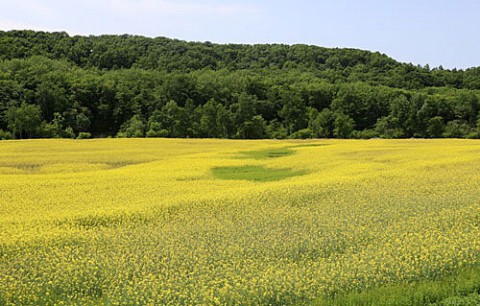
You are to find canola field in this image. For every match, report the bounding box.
[0,138,480,305]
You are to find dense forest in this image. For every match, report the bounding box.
[1,30,480,140]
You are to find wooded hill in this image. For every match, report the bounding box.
[1,30,480,139]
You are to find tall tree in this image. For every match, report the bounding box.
[333,112,354,139]
[6,103,42,138]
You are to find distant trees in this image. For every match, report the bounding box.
[477,118,480,137]
[309,108,334,138]
[333,113,355,139]
[6,103,42,138]
[1,30,480,140]
[427,116,445,138]
[117,115,145,138]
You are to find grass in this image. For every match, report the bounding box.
[238,144,327,160]
[238,147,295,159]
[212,165,306,181]
[290,143,327,148]
[434,293,480,306]
[318,265,480,306]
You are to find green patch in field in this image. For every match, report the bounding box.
[238,144,327,160]
[0,163,40,174]
[0,160,146,175]
[317,265,480,306]
[289,143,327,149]
[238,147,295,160]
[212,165,306,182]
[104,160,146,169]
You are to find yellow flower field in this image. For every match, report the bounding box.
[0,138,479,305]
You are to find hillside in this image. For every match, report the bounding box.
[0,30,479,139]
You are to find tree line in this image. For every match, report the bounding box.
[1,30,480,140]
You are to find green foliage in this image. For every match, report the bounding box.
[317,265,480,306]
[427,116,446,138]
[351,129,379,139]
[64,126,75,139]
[198,99,225,138]
[77,132,91,139]
[6,103,42,138]
[238,115,267,139]
[375,116,404,138]
[1,30,480,139]
[212,165,306,182]
[117,115,145,138]
[443,120,472,138]
[0,129,13,140]
[310,108,335,138]
[238,147,294,160]
[266,120,288,139]
[333,113,355,138]
[289,128,313,139]
[433,293,480,306]
[278,90,308,134]
[474,117,480,138]
[41,113,68,138]
[146,128,169,138]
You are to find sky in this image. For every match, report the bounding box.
[1,0,479,69]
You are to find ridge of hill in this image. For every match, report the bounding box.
[0,30,479,139]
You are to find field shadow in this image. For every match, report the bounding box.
[237,147,294,160]
[237,144,327,160]
[289,143,327,149]
[212,165,307,182]
[0,160,149,175]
